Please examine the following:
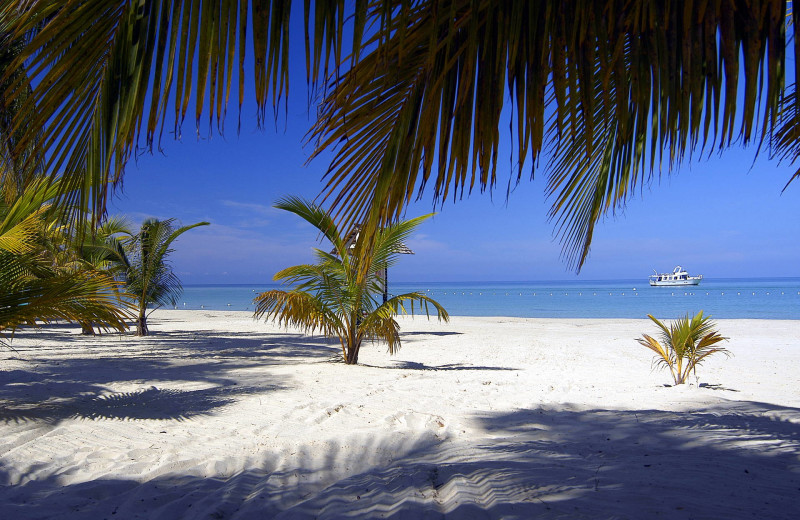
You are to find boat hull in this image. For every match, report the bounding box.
[649,278,702,286]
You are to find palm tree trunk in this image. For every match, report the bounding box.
[136,307,148,336]
[346,340,361,365]
[81,322,95,335]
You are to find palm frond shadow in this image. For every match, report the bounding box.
[400,331,463,337]
[3,400,798,518]
[0,385,268,424]
[77,386,266,421]
[367,361,517,372]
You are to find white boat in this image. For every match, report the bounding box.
[649,266,703,286]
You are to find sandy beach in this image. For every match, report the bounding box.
[1,310,798,519]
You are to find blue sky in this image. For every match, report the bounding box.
[113,110,799,284]
[110,19,800,285]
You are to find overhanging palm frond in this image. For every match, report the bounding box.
[770,83,800,190]
[311,0,790,269]
[1,0,368,220]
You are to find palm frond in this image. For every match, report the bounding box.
[0,266,133,335]
[1,0,364,220]
[125,217,207,333]
[253,288,343,338]
[637,311,729,385]
[275,196,344,255]
[311,0,790,269]
[257,198,446,364]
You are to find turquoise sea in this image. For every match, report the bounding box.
[178,278,800,319]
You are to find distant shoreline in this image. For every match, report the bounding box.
[183,276,800,287]
[173,279,800,319]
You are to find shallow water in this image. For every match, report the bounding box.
[176,278,800,319]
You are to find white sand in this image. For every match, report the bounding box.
[1,310,798,519]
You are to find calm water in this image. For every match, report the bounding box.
[177,278,800,319]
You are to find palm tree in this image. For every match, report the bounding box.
[253,197,448,365]
[74,216,133,334]
[636,311,730,385]
[0,177,133,337]
[1,2,796,270]
[125,218,209,335]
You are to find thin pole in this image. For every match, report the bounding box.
[383,265,388,304]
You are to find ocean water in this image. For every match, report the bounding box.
[176,278,800,319]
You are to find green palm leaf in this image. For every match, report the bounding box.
[637,311,731,385]
[1,0,361,220]
[254,197,447,364]
[310,1,790,269]
[126,217,208,335]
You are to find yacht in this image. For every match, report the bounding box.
[649,266,703,286]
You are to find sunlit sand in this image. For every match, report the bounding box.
[1,311,798,518]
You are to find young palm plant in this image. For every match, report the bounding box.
[637,311,730,385]
[73,216,133,335]
[254,197,448,365]
[125,218,209,336]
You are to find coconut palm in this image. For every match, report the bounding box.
[0,177,133,337]
[254,197,448,365]
[125,218,209,335]
[636,311,730,386]
[72,216,132,334]
[1,2,796,270]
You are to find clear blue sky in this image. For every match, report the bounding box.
[113,110,799,284]
[111,23,799,285]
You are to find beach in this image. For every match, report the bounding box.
[1,310,798,519]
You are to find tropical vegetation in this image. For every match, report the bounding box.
[636,311,730,386]
[253,197,448,365]
[0,177,133,338]
[125,218,209,336]
[1,1,797,271]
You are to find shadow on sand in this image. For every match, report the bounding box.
[1,399,798,519]
[0,327,341,424]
